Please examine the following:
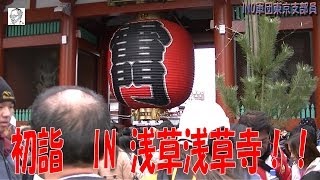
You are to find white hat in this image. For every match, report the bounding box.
[177,101,230,146]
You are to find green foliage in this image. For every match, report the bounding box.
[240,76,260,111]
[216,74,239,116]
[216,15,317,120]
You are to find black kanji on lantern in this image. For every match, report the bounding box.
[110,20,172,106]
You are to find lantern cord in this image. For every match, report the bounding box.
[223,26,242,35]
[213,24,238,62]
[214,16,299,63]
[274,13,312,43]
[224,22,299,44]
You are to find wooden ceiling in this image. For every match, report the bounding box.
[78,7,213,37]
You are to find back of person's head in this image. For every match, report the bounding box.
[156,120,174,131]
[227,123,251,179]
[111,125,118,132]
[230,123,248,143]
[291,124,317,145]
[238,111,272,133]
[201,124,251,180]
[177,147,233,180]
[286,132,320,168]
[30,86,110,167]
[300,118,317,132]
[118,135,132,154]
[121,127,131,136]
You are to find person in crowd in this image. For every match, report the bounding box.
[284,124,318,167]
[230,123,260,179]
[4,123,15,141]
[0,77,21,180]
[286,132,320,180]
[297,118,320,151]
[279,129,290,161]
[4,115,17,141]
[300,118,317,133]
[148,120,175,173]
[155,120,174,131]
[121,127,131,136]
[238,111,291,180]
[301,171,320,180]
[111,125,119,133]
[99,134,142,180]
[19,125,44,180]
[30,86,110,179]
[291,124,317,146]
[141,101,232,179]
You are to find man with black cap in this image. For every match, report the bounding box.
[0,77,21,179]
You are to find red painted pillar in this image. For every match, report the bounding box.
[0,4,5,77]
[213,0,235,121]
[97,30,108,98]
[59,1,77,86]
[0,0,12,77]
[312,2,320,128]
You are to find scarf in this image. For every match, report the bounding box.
[0,134,12,157]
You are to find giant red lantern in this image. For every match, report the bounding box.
[107,18,194,110]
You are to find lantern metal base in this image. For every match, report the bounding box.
[132,120,163,127]
[131,108,167,121]
[131,108,182,127]
[132,119,180,127]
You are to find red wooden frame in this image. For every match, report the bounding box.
[233,16,313,33]
[3,34,61,48]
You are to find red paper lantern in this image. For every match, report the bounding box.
[107,19,194,109]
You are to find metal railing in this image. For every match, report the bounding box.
[14,109,32,121]
[239,103,316,119]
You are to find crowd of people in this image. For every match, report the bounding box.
[0,76,320,179]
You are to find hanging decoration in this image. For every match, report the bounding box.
[107,13,194,122]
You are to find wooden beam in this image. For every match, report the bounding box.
[2,7,61,24]
[73,0,213,18]
[0,3,5,77]
[232,0,242,5]
[192,32,213,44]
[279,16,313,30]
[30,0,36,9]
[5,0,13,6]
[312,2,320,128]
[232,16,313,33]
[78,38,99,56]
[3,34,61,48]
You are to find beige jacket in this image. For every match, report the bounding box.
[99,148,143,180]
